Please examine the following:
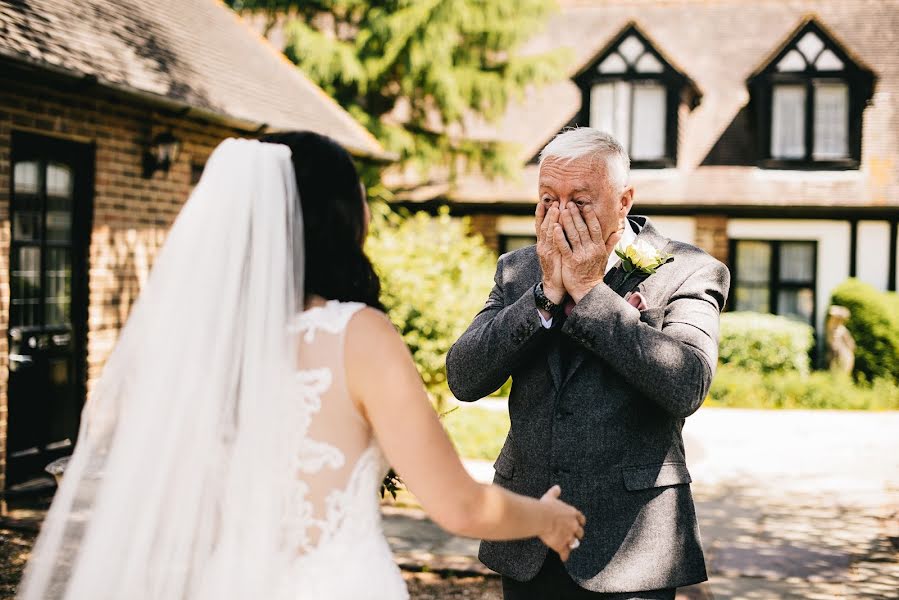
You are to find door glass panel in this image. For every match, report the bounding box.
[12,246,41,328]
[46,195,73,242]
[13,210,42,242]
[46,163,73,198]
[45,247,72,327]
[13,161,39,194]
[779,242,815,282]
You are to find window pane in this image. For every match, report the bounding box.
[796,32,824,63]
[777,50,806,72]
[735,286,770,313]
[630,82,666,161]
[779,242,815,283]
[771,84,806,159]
[778,288,815,325]
[598,53,627,74]
[815,49,844,71]
[813,82,849,159]
[618,36,644,65]
[46,163,73,198]
[14,161,40,194]
[735,241,772,284]
[635,52,663,73]
[590,83,615,133]
[590,82,631,150]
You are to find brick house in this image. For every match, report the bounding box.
[397,0,899,342]
[0,0,385,489]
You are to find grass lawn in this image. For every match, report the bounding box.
[441,405,509,461]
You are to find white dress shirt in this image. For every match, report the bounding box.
[538,218,637,328]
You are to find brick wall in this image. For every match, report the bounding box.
[0,73,252,489]
[694,215,730,265]
[467,213,500,253]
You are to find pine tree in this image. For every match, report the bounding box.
[228,0,569,191]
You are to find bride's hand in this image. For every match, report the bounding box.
[538,485,586,561]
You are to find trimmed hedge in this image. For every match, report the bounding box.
[718,312,814,375]
[708,365,899,411]
[830,279,899,384]
[366,203,497,408]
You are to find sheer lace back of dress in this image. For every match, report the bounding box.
[286,300,381,555]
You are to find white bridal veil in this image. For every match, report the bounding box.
[17,139,308,600]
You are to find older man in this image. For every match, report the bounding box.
[446,128,729,600]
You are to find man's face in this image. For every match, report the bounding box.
[537,156,634,247]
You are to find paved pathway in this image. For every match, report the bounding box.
[385,407,899,599]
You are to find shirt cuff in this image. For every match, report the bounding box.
[537,310,553,329]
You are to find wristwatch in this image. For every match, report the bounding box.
[534,282,562,314]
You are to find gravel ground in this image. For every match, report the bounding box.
[0,528,35,600]
[403,572,502,599]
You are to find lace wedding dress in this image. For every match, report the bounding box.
[274,300,409,599]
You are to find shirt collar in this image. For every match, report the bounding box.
[606,218,637,274]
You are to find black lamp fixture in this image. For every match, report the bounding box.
[143,130,182,178]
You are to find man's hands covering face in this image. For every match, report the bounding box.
[536,203,625,304]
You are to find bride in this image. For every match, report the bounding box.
[16,132,585,600]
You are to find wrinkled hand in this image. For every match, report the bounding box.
[535,202,564,305]
[538,485,586,562]
[553,205,623,303]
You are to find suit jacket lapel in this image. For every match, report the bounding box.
[559,217,672,390]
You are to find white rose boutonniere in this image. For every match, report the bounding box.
[614,239,673,286]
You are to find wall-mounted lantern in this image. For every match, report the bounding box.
[142,131,182,178]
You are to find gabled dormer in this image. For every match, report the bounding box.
[572,23,701,168]
[748,18,876,170]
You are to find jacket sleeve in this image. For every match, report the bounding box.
[561,260,730,418]
[446,256,550,402]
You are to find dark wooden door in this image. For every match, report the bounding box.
[7,132,93,487]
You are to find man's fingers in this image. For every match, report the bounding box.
[559,206,583,250]
[541,205,559,242]
[553,224,573,257]
[569,205,591,245]
[605,228,624,255]
[535,202,546,241]
[583,205,605,245]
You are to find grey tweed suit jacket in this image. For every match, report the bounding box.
[445,216,730,593]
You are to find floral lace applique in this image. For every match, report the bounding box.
[290,301,366,343]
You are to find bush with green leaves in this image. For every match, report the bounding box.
[366,203,496,408]
[708,365,899,410]
[718,312,815,375]
[830,279,899,384]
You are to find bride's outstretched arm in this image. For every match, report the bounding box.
[346,308,585,560]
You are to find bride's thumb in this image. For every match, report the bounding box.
[543,484,562,500]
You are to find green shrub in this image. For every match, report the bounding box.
[442,405,510,460]
[708,365,899,410]
[366,203,496,408]
[830,279,899,384]
[718,312,814,375]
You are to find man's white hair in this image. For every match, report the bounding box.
[538,128,630,191]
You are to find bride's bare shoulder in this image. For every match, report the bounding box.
[345,307,407,358]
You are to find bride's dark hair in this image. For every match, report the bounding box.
[260,131,383,310]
